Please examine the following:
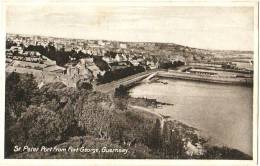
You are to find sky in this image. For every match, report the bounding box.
[5,3,255,51]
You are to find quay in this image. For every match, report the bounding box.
[157,70,253,86]
[96,68,253,93]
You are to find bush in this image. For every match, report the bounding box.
[74,92,116,138]
[9,106,64,147]
[6,72,39,118]
[114,85,129,97]
[148,119,162,151]
[5,73,40,156]
[76,80,93,91]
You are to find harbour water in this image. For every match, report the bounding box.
[129,78,253,156]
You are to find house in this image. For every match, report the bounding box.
[23,51,41,57]
[85,57,94,64]
[9,46,23,54]
[76,58,101,79]
[115,53,127,62]
[102,56,114,63]
[121,54,127,61]
[109,61,132,71]
[98,40,105,46]
[65,62,79,76]
[43,65,66,74]
[129,60,140,66]
[136,57,145,63]
[87,64,102,78]
[120,43,127,49]
[146,60,158,69]
[65,61,94,81]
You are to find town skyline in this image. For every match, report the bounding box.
[6,32,254,53]
[6,4,254,51]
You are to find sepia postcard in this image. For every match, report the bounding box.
[0,0,258,165]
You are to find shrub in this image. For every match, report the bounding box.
[114,85,129,97]
[6,72,39,118]
[74,92,115,138]
[9,106,64,147]
[148,119,162,151]
[76,80,93,91]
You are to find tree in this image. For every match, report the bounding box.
[93,57,110,71]
[6,40,16,49]
[114,85,129,111]
[161,122,169,156]
[74,92,115,137]
[46,42,56,60]
[5,73,40,157]
[149,119,162,151]
[168,129,186,158]
[5,73,39,118]
[76,80,93,91]
[114,85,128,97]
[56,51,70,66]
[9,106,64,147]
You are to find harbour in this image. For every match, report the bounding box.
[130,78,253,156]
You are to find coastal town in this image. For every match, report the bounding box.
[5,32,255,160]
[5,33,253,89]
[3,2,256,162]
[5,33,254,160]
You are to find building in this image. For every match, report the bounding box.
[43,65,66,74]
[8,46,23,54]
[188,69,217,76]
[129,60,140,66]
[109,61,132,71]
[65,61,94,82]
[102,56,114,63]
[87,65,102,78]
[120,43,127,49]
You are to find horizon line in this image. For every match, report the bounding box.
[6,32,254,52]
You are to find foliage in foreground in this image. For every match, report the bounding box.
[5,73,252,159]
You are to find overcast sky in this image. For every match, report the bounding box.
[6,4,254,50]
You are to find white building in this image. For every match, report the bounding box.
[119,43,127,49]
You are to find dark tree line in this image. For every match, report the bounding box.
[159,60,185,69]
[5,73,40,156]
[93,57,110,71]
[97,66,145,84]
[6,40,17,49]
[13,43,92,66]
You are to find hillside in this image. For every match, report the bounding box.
[7,33,254,63]
[5,73,252,159]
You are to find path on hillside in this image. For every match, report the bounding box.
[129,105,167,130]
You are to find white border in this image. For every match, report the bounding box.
[0,0,258,166]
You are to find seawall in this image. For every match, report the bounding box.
[157,71,253,86]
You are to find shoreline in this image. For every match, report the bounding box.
[129,103,252,159]
[5,71,253,159]
[128,95,252,158]
[157,71,253,86]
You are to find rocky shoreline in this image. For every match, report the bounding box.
[128,97,173,108]
[5,72,252,159]
[128,96,252,159]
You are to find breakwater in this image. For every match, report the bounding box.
[157,71,253,86]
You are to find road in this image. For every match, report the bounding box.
[95,66,252,93]
[96,69,158,93]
